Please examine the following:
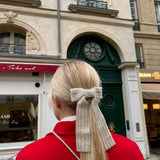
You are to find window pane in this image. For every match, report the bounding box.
[14,33,26,54]
[0,32,10,43]
[0,33,10,53]
[155,3,160,24]
[135,44,144,68]
[14,33,26,44]
[130,0,137,19]
[135,45,142,62]
[0,95,38,143]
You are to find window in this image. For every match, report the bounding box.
[143,99,160,148]
[0,32,26,55]
[155,2,160,32]
[135,44,144,68]
[130,0,140,30]
[0,95,38,144]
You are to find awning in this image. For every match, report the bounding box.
[141,83,160,100]
[0,62,60,73]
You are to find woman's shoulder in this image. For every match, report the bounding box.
[16,133,55,160]
[108,132,144,160]
[111,131,137,146]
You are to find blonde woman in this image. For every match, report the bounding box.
[16,60,144,160]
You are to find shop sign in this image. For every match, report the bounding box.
[0,63,60,73]
[0,114,10,119]
[139,69,160,82]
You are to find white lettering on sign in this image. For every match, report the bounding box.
[139,73,151,78]
[152,72,160,80]
[0,114,10,119]
[24,66,36,71]
[8,65,22,71]
[139,71,160,80]
[2,64,36,71]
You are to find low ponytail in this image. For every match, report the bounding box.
[80,101,107,160]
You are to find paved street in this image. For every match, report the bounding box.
[150,148,160,160]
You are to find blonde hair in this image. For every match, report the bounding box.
[48,60,107,160]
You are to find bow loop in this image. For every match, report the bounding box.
[70,87,102,102]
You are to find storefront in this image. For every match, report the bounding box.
[0,62,59,159]
[139,69,160,149]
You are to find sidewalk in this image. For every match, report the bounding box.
[150,148,160,160]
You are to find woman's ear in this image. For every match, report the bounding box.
[52,94,61,121]
[53,94,61,108]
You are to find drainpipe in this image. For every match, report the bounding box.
[57,0,61,58]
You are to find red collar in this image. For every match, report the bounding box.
[53,121,76,135]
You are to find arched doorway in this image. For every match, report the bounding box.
[67,34,126,136]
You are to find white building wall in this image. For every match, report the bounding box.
[0,0,149,158]
[120,65,150,159]
[40,0,132,20]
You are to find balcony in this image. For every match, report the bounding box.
[133,19,140,31]
[69,0,119,17]
[78,0,107,9]
[0,0,41,7]
[138,61,144,68]
[157,21,160,32]
[0,43,26,55]
[158,25,160,32]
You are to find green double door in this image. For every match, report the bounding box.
[67,35,126,136]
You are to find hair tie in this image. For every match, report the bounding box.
[70,87,115,152]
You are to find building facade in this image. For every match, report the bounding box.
[0,0,149,159]
[130,0,160,154]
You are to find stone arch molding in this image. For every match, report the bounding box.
[0,11,47,54]
[63,27,130,62]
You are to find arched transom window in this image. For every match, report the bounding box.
[0,32,26,55]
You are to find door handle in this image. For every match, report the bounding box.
[109,122,115,132]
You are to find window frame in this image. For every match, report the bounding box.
[135,44,144,68]
[0,31,26,55]
[130,0,138,20]
[130,0,140,30]
[155,1,160,32]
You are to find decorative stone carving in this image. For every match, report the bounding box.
[4,11,17,23]
[83,42,105,61]
[27,32,40,53]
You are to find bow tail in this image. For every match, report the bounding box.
[76,97,91,152]
[91,99,115,150]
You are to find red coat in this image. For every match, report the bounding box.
[16,121,144,160]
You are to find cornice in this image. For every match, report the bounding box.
[0,4,57,17]
[61,12,134,28]
[0,56,67,64]
[134,31,160,39]
[118,62,139,69]
[0,4,134,28]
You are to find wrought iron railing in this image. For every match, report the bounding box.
[133,19,140,31]
[0,43,26,55]
[157,21,160,32]
[78,0,108,9]
[158,25,160,32]
[138,61,144,68]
